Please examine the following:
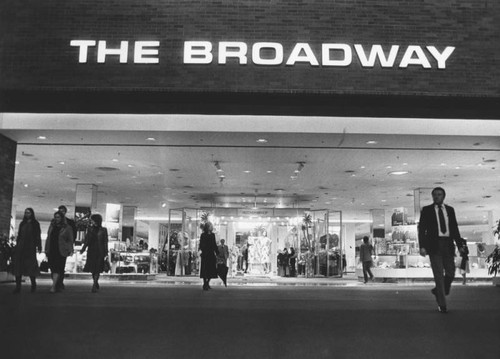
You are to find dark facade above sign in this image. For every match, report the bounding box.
[0,0,499,117]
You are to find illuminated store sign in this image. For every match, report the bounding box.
[70,40,455,69]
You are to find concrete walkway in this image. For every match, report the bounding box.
[1,280,499,359]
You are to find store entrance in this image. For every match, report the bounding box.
[162,208,343,278]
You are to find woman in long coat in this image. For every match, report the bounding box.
[12,208,42,293]
[80,214,109,293]
[199,222,218,290]
[45,211,74,293]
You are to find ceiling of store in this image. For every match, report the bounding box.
[2,114,499,228]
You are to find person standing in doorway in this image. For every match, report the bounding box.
[12,208,42,294]
[80,214,109,293]
[360,236,375,283]
[242,243,249,273]
[289,247,297,277]
[217,239,229,287]
[418,187,465,313]
[199,222,218,291]
[459,240,470,285]
[45,211,74,293]
[57,205,77,290]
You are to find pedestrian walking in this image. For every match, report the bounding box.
[57,205,77,290]
[80,214,109,293]
[217,239,229,287]
[418,187,465,313]
[45,211,74,293]
[12,208,42,294]
[459,239,470,285]
[360,236,375,283]
[199,222,218,291]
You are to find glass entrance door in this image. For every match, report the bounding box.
[309,209,343,277]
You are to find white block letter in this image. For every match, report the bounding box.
[354,44,399,68]
[134,41,160,64]
[286,43,319,66]
[399,46,431,68]
[426,46,455,69]
[184,41,213,64]
[322,44,352,66]
[97,41,129,63]
[252,43,283,65]
[70,40,96,63]
[218,42,248,64]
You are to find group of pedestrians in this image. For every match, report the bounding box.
[278,247,297,277]
[12,187,467,314]
[11,205,108,294]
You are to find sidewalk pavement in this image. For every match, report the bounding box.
[22,271,493,288]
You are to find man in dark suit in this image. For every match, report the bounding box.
[418,187,465,313]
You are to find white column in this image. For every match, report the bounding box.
[344,223,356,272]
[148,222,160,250]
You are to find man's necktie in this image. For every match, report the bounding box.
[438,205,447,234]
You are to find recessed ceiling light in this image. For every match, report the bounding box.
[402,163,408,166]
[381,199,387,202]
[244,170,251,173]
[266,170,273,174]
[15,161,20,165]
[219,174,226,178]
[360,166,365,169]
[366,140,378,145]
[256,139,268,143]
[37,136,47,140]
[23,184,29,188]
[161,203,167,208]
[112,159,119,162]
[146,137,156,141]
[386,166,392,169]
[440,163,447,166]
[128,164,134,168]
[455,166,461,169]
[388,171,410,176]
[59,161,65,165]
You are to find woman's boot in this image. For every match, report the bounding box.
[30,276,37,293]
[12,276,21,294]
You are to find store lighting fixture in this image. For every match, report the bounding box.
[37,136,47,140]
[161,203,167,208]
[15,161,20,165]
[128,164,134,168]
[146,137,156,141]
[59,161,65,165]
[388,171,410,176]
[24,183,29,188]
[112,159,119,162]
[266,170,273,174]
[244,170,251,173]
[366,140,378,144]
[256,138,268,143]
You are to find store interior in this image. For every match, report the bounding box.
[2,113,499,278]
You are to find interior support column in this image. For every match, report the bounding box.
[0,134,16,237]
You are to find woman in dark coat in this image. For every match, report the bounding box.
[12,208,42,294]
[80,214,109,293]
[45,211,74,293]
[199,221,219,291]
